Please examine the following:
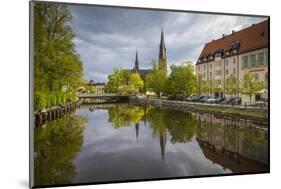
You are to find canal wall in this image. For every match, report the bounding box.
[129,97,268,123]
[34,100,81,127]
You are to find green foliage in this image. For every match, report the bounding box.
[166,61,196,96]
[34,91,76,110]
[107,69,144,94]
[108,105,144,128]
[146,61,167,97]
[34,2,84,93]
[226,74,240,96]
[242,71,264,103]
[34,114,87,185]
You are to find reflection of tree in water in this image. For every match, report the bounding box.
[164,112,198,143]
[146,108,198,159]
[239,126,268,165]
[108,105,144,128]
[34,114,87,186]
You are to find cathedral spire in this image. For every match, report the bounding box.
[159,29,167,73]
[135,49,139,70]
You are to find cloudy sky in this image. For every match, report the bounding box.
[69,4,267,82]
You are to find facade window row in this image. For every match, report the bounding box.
[242,52,266,69]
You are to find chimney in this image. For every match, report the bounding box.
[222,34,225,38]
[252,23,255,27]
[232,30,235,34]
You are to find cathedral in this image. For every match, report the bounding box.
[127,29,168,80]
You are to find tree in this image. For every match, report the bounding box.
[226,74,240,96]
[107,69,126,93]
[146,61,167,97]
[34,3,84,93]
[128,73,144,94]
[167,61,197,96]
[241,72,264,103]
[107,69,143,94]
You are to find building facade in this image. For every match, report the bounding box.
[196,20,268,103]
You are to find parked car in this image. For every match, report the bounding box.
[167,95,177,100]
[215,97,225,103]
[227,96,241,105]
[176,95,187,101]
[205,97,217,103]
[191,96,201,102]
[199,96,210,103]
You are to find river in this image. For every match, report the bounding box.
[34,103,269,186]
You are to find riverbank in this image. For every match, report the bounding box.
[130,96,268,123]
[34,100,81,127]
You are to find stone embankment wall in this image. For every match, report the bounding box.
[129,97,268,123]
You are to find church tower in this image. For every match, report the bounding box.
[159,29,167,73]
[134,49,139,70]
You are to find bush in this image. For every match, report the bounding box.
[34,91,77,111]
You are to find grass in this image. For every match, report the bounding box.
[194,105,267,119]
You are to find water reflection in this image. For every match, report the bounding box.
[196,113,268,172]
[34,104,268,186]
[34,113,87,186]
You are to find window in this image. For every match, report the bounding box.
[198,66,200,71]
[232,49,237,54]
[210,72,212,78]
[255,73,259,80]
[217,80,221,84]
[250,54,256,67]
[233,58,236,64]
[225,60,229,66]
[215,52,221,57]
[210,64,212,69]
[215,70,221,76]
[216,61,221,66]
[204,73,206,78]
[204,65,206,70]
[258,52,265,65]
[226,69,229,75]
[226,51,230,56]
[242,56,248,68]
[233,68,236,74]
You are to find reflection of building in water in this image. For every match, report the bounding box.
[196,113,268,172]
[197,138,268,173]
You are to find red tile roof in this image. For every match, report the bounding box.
[196,19,269,65]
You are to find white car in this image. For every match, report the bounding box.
[205,97,217,103]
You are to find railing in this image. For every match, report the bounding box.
[77,93,132,98]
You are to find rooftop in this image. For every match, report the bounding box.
[196,19,269,65]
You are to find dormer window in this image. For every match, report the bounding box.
[225,51,230,56]
[203,58,207,61]
[259,31,265,39]
[232,49,237,54]
[215,52,221,57]
[229,40,240,50]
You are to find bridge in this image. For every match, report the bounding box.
[77,93,133,104]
